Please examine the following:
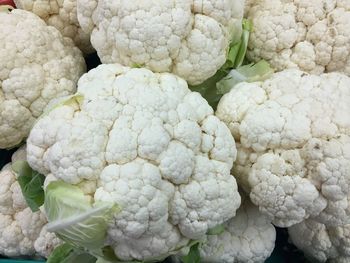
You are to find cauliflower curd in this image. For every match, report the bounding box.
[200,196,276,263]
[0,147,61,258]
[289,219,350,263]
[26,64,241,261]
[246,0,350,76]
[77,0,245,85]
[216,69,350,228]
[0,9,86,149]
[14,0,94,54]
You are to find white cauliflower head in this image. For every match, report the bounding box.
[0,147,59,258]
[200,196,276,263]
[289,218,350,263]
[216,69,350,227]
[246,0,350,76]
[76,0,244,85]
[27,63,241,261]
[0,9,86,149]
[13,0,94,54]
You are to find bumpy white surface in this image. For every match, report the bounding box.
[200,197,276,263]
[246,0,350,76]
[216,69,350,227]
[27,64,241,261]
[14,0,94,54]
[76,0,244,85]
[0,9,86,149]
[0,147,60,258]
[243,0,256,17]
[289,219,350,263]
[34,225,62,258]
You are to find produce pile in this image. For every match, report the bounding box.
[0,0,349,262]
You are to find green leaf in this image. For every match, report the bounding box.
[131,63,144,68]
[222,19,254,70]
[232,19,253,68]
[47,243,97,263]
[95,258,113,263]
[64,252,97,263]
[47,243,75,263]
[12,161,45,212]
[45,181,93,221]
[45,181,120,251]
[207,224,225,235]
[181,243,201,263]
[189,69,228,109]
[216,60,274,95]
[98,246,122,262]
[61,94,84,107]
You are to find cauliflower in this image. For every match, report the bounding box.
[13,0,94,54]
[243,0,255,17]
[216,69,350,227]
[246,0,350,76]
[0,147,61,258]
[26,64,241,261]
[34,225,62,258]
[200,196,276,263]
[289,219,350,263]
[76,0,244,85]
[0,9,86,149]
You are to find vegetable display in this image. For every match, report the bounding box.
[0,0,349,262]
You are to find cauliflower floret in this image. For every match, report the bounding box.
[246,0,350,76]
[0,9,86,149]
[34,225,63,258]
[14,0,94,54]
[27,64,241,261]
[0,147,60,258]
[216,69,350,227]
[289,218,350,263]
[200,196,276,263]
[76,0,244,85]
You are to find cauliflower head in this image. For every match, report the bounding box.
[246,0,350,76]
[76,0,244,85]
[0,9,86,149]
[0,147,60,258]
[200,196,276,263]
[216,69,350,227]
[26,64,241,261]
[289,218,350,263]
[14,0,94,54]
